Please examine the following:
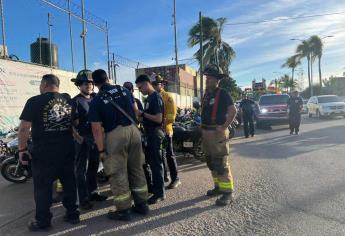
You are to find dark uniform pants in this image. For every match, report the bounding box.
[243,113,255,137]
[104,125,148,211]
[32,140,78,227]
[201,129,234,193]
[145,128,165,197]
[162,135,178,182]
[75,137,99,203]
[289,112,301,133]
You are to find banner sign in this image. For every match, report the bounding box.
[0,59,78,135]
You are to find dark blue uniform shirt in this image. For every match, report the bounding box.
[88,84,135,133]
[143,91,164,131]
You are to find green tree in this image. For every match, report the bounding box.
[281,55,301,83]
[296,40,312,95]
[188,16,238,95]
[309,35,323,88]
[279,74,297,93]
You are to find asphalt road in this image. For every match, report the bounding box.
[1,116,345,236]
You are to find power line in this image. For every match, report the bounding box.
[112,54,149,69]
[225,11,345,26]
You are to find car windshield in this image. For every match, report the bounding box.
[318,96,342,103]
[259,95,289,105]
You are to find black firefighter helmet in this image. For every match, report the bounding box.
[71,69,94,86]
[203,64,227,80]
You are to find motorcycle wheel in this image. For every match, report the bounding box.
[192,140,206,162]
[1,158,28,183]
[229,127,236,139]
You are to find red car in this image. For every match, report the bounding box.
[255,94,290,128]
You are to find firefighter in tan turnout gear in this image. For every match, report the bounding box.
[201,64,237,206]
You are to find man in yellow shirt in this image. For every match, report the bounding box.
[152,75,181,189]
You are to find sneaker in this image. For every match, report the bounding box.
[148,195,166,205]
[63,215,80,225]
[206,187,221,197]
[167,179,181,190]
[215,193,233,206]
[90,193,108,202]
[295,132,299,135]
[251,134,254,137]
[290,131,294,135]
[28,221,51,232]
[107,209,131,221]
[164,176,171,183]
[132,203,150,215]
[79,201,93,210]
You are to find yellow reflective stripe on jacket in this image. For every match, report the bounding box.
[218,181,234,190]
[56,180,63,192]
[132,185,148,193]
[114,192,131,202]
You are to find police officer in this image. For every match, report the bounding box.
[89,69,148,221]
[71,70,107,210]
[239,94,255,138]
[18,74,79,231]
[152,75,181,189]
[201,64,237,206]
[135,74,166,205]
[288,91,303,135]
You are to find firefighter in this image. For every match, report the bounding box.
[71,70,107,210]
[89,69,149,221]
[152,75,181,189]
[18,74,79,231]
[288,90,303,135]
[239,94,255,138]
[201,64,237,206]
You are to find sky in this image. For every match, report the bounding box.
[2,0,345,89]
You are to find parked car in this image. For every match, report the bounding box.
[307,95,345,118]
[255,94,290,128]
[301,99,308,114]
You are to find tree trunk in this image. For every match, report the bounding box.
[310,57,314,96]
[291,67,294,83]
[307,57,311,97]
[318,56,322,89]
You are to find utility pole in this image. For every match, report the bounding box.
[199,11,204,98]
[48,13,53,67]
[39,33,42,64]
[81,0,87,69]
[106,21,111,79]
[0,0,6,59]
[173,0,179,94]
[67,0,75,71]
[112,53,118,84]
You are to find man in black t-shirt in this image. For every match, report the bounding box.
[239,94,255,138]
[135,74,165,205]
[71,70,107,210]
[123,81,144,111]
[288,91,303,135]
[18,74,79,232]
[201,64,237,207]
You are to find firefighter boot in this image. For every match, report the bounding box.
[216,192,233,206]
[207,186,221,197]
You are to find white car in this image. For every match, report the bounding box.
[307,95,345,118]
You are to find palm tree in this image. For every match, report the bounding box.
[296,40,312,96]
[188,16,236,75]
[279,74,297,93]
[309,35,323,88]
[281,55,301,83]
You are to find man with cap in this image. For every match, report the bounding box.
[18,74,79,231]
[71,70,107,210]
[89,69,149,221]
[287,90,303,135]
[152,75,180,189]
[201,64,237,206]
[135,74,166,204]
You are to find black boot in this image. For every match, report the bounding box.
[90,192,108,202]
[216,192,233,206]
[206,187,221,197]
[132,203,150,215]
[28,220,51,232]
[107,209,132,221]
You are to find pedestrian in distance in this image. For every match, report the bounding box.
[71,70,108,211]
[18,74,79,232]
[200,64,237,206]
[89,69,149,221]
[288,90,303,135]
[239,94,255,138]
[152,75,181,189]
[135,74,166,205]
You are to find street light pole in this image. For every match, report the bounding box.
[173,0,179,94]
[67,0,75,72]
[81,0,87,69]
[106,21,111,80]
[48,13,53,68]
[199,11,204,99]
[0,0,6,59]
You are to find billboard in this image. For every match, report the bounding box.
[0,59,78,134]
